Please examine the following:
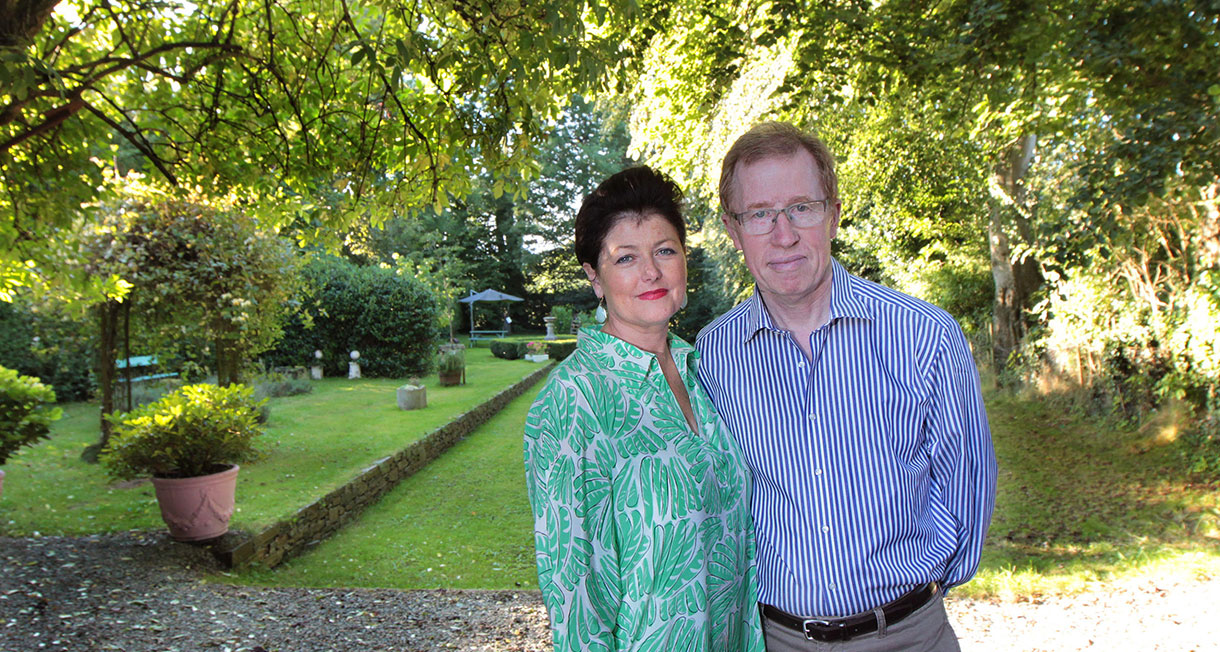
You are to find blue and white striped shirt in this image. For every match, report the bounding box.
[695,259,996,618]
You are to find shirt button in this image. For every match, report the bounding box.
[828,583,836,590]
[814,468,823,476]
[821,525,830,533]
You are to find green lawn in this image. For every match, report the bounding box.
[231,378,541,590]
[7,343,1218,601]
[964,387,1220,598]
[230,380,1220,599]
[0,346,545,536]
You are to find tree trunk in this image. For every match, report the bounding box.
[0,0,59,48]
[122,301,133,412]
[215,337,240,386]
[82,301,121,462]
[989,134,1044,373]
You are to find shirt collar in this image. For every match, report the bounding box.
[577,326,697,388]
[740,258,874,344]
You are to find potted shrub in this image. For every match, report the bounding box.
[100,383,266,541]
[524,341,550,363]
[436,346,466,386]
[0,366,62,499]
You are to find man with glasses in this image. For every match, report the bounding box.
[696,121,996,652]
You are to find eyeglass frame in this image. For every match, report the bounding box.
[727,199,838,236]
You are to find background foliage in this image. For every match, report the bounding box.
[0,364,61,465]
[610,0,1220,470]
[2,0,1217,475]
[0,301,94,401]
[265,256,440,378]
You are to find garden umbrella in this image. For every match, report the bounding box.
[458,289,524,340]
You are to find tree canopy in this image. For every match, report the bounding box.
[1,0,631,296]
[2,0,1217,446]
[616,0,1219,368]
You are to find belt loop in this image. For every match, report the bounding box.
[873,606,887,639]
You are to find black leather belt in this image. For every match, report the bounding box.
[761,582,938,642]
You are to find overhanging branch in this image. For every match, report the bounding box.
[80,100,178,184]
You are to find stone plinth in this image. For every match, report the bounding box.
[397,384,426,410]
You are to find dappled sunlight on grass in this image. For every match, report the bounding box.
[964,546,1220,600]
[966,385,1220,599]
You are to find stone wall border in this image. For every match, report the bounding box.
[212,362,555,569]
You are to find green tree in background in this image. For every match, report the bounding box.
[517,96,635,253]
[613,0,1217,366]
[1,0,632,299]
[350,97,637,328]
[79,175,302,458]
[520,97,636,316]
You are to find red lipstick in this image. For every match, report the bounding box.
[638,289,668,300]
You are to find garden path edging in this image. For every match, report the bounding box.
[212,362,555,569]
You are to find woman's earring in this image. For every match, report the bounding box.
[595,299,607,323]
[680,295,688,310]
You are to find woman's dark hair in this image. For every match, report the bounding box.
[574,166,686,269]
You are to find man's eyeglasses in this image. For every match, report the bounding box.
[730,199,836,236]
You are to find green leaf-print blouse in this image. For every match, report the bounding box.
[524,327,765,652]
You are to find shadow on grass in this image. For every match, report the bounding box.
[966,387,1220,598]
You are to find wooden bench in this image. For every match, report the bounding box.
[116,355,178,383]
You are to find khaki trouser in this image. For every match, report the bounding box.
[761,594,961,652]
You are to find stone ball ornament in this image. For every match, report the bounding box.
[350,350,360,361]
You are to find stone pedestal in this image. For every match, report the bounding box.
[397,384,426,410]
[311,365,323,380]
[544,316,557,340]
[348,362,361,379]
[525,354,550,363]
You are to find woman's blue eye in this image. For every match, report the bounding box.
[657,247,678,256]
[615,255,634,264]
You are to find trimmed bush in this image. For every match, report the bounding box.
[0,366,62,465]
[264,257,440,377]
[550,305,573,335]
[100,383,266,479]
[546,341,577,360]
[490,340,526,360]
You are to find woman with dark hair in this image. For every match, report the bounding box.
[524,166,764,652]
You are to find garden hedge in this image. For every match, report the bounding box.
[264,257,440,377]
[490,340,526,360]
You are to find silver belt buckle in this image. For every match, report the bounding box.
[801,617,842,641]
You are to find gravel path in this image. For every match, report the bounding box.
[2,532,1217,652]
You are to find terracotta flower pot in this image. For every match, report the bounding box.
[150,464,240,542]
